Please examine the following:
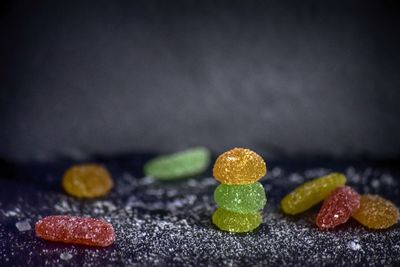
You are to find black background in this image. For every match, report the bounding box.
[1,0,400,162]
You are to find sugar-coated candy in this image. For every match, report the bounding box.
[35,215,115,247]
[214,182,266,214]
[212,207,261,233]
[144,147,210,180]
[352,194,399,229]
[62,164,113,198]
[213,148,266,185]
[281,173,346,215]
[316,186,360,229]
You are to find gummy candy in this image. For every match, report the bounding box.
[144,147,210,180]
[214,182,266,214]
[212,148,267,233]
[212,207,261,233]
[211,148,267,233]
[35,215,115,247]
[213,148,266,185]
[316,186,360,229]
[62,164,113,198]
[281,173,346,215]
[352,194,399,229]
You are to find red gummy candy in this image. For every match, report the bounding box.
[35,215,115,247]
[316,186,360,229]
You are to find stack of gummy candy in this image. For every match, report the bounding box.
[212,148,267,233]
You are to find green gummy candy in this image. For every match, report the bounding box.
[144,147,211,180]
[214,182,266,214]
[212,207,261,233]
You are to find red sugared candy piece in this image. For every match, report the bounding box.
[35,215,115,247]
[316,186,360,229]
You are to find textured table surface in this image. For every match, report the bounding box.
[0,155,399,266]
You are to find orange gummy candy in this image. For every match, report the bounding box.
[62,164,113,198]
[352,194,399,229]
[213,148,266,185]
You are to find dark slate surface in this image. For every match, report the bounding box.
[0,154,399,266]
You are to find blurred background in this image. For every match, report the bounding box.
[1,0,400,162]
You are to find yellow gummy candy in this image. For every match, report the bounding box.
[62,164,113,198]
[212,207,261,233]
[352,194,399,229]
[281,173,346,215]
[213,148,266,185]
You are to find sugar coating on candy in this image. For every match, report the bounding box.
[62,164,113,198]
[213,148,266,185]
[214,182,266,214]
[281,172,346,215]
[316,186,360,229]
[212,208,261,233]
[35,215,115,247]
[144,147,210,180]
[352,194,399,229]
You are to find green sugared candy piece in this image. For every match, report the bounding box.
[144,147,210,180]
[214,182,266,214]
[212,207,261,233]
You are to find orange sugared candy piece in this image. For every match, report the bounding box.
[62,164,113,198]
[35,215,115,247]
[352,194,399,229]
[213,148,266,185]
